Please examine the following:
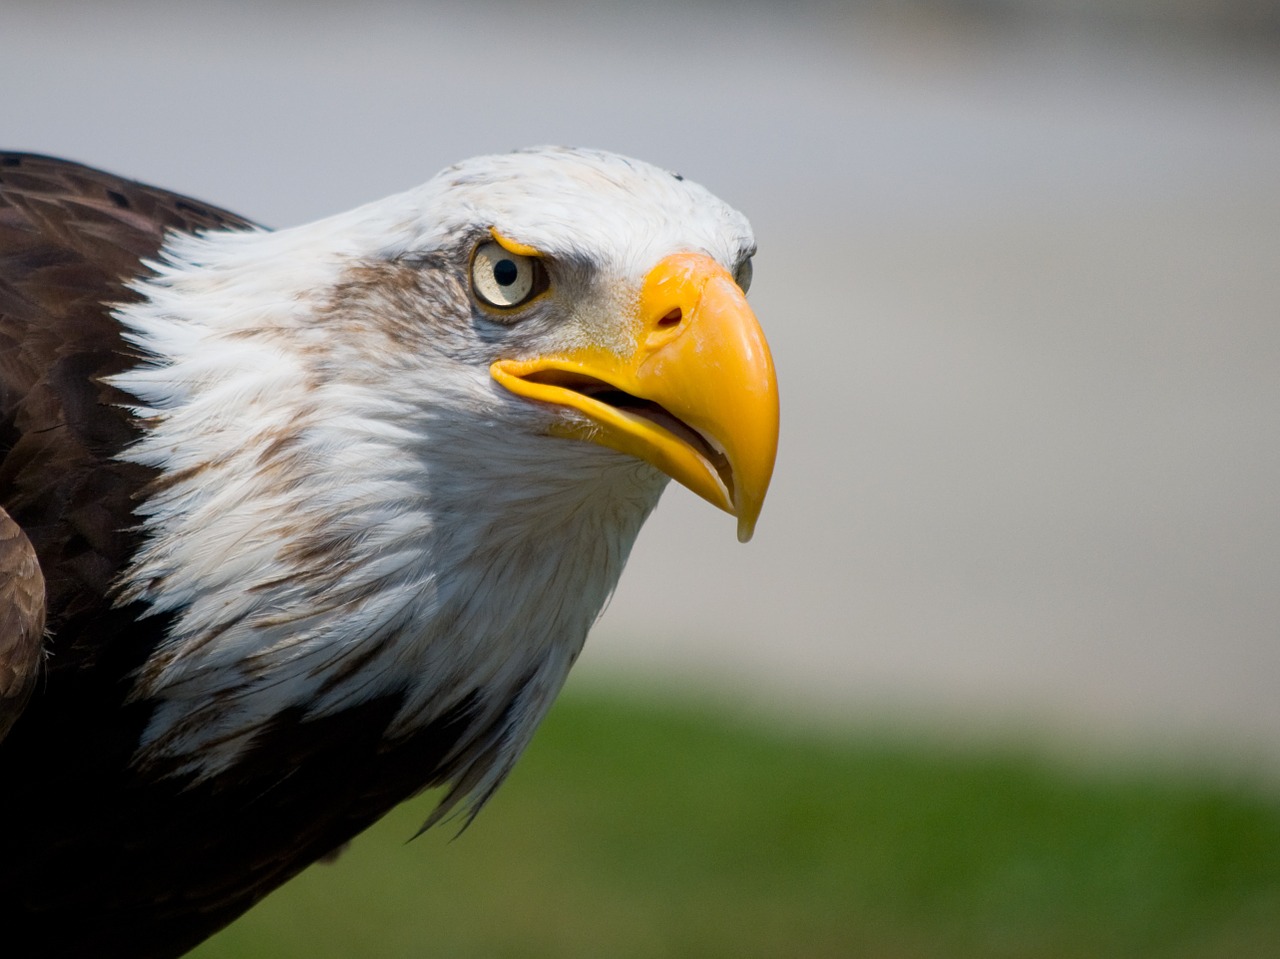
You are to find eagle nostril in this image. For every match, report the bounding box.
[656,307,682,328]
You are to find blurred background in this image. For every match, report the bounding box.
[5,1,1280,956]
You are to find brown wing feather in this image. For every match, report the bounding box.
[0,505,44,741]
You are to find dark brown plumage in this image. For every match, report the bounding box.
[0,506,44,740]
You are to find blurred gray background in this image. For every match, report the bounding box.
[4,0,1278,768]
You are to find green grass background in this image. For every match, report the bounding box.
[191,688,1280,959]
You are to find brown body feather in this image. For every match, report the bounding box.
[0,506,44,740]
[0,154,479,958]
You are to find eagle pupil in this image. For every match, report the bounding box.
[494,259,519,287]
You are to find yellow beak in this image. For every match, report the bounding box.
[491,252,779,542]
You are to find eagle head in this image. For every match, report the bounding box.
[109,146,779,813]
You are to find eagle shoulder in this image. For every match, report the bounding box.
[0,151,255,645]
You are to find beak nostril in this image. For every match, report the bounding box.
[657,307,682,328]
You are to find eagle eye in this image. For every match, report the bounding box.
[472,241,546,309]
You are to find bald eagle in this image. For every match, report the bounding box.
[0,148,777,957]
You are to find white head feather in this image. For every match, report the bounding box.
[109,146,755,810]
